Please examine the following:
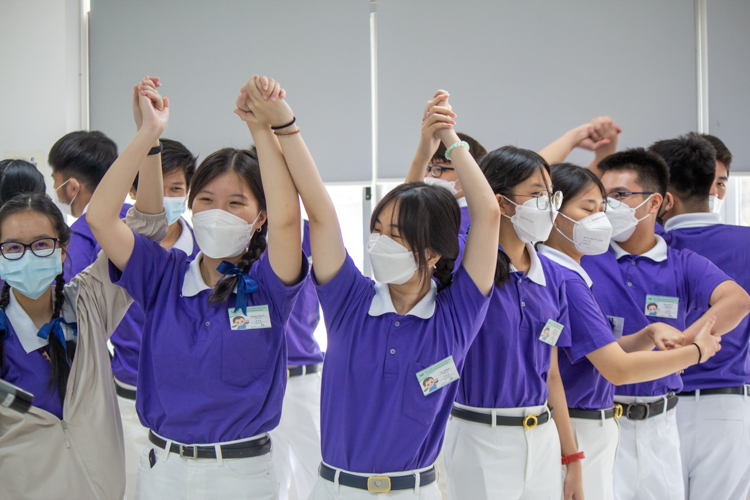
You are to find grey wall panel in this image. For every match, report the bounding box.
[377,0,697,177]
[90,0,371,182]
[707,0,750,172]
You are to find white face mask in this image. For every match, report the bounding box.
[606,195,653,242]
[423,176,459,197]
[164,196,187,226]
[555,211,613,255]
[503,197,558,244]
[192,209,262,259]
[708,195,724,214]
[367,233,418,285]
[54,178,78,221]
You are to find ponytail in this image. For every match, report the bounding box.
[47,274,75,402]
[494,249,512,288]
[210,222,268,304]
[433,257,455,290]
[0,282,11,372]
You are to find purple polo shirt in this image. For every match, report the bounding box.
[664,213,750,391]
[110,218,200,386]
[314,254,490,473]
[582,236,731,397]
[287,220,323,366]
[538,245,617,411]
[459,205,471,236]
[109,233,307,444]
[456,244,571,409]
[64,204,131,281]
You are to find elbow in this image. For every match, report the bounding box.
[739,290,750,318]
[601,366,629,386]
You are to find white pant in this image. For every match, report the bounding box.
[269,371,322,500]
[614,396,683,500]
[569,416,620,500]
[308,465,441,500]
[117,390,151,500]
[676,392,750,500]
[443,403,562,500]
[135,439,278,500]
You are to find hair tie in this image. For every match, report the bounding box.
[37,317,78,367]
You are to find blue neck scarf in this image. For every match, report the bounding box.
[37,317,78,367]
[0,309,8,338]
[216,262,259,314]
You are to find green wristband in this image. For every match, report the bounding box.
[445,140,470,161]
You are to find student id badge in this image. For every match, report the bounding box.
[608,316,625,340]
[539,319,564,346]
[228,306,272,330]
[416,356,460,396]
[644,295,679,319]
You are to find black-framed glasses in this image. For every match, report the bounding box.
[511,191,563,211]
[0,238,59,260]
[426,165,455,178]
[606,191,654,209]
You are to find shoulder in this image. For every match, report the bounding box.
[539,254,567,285]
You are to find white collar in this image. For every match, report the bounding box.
[81,202,90,215]
[171,217,194,255]
[456,196,468,208]
[182,252,211,297]
[6,289,74,353]
[537,244,592,288]
[368,280,437,319]
[664,212,721,231]
[610,234,668,263]
[508,242,546,286]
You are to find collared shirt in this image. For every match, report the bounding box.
[582,235,731,396]
[664,212,750,390]
[314,253,490,473]
[109,233,308,444]
[538,245,617,410]
[458,205,470,237]
[170,217,199,259]
[65,203,131,281]
[456,242,571,409]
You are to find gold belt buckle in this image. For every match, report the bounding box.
[614,404,624,419]
[523,413,539,430]
[367,476,391,493]
[287,369,291,379]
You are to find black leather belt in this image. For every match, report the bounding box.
[319,463,436,493]
[148,431,271,459]
[288,362,323,378]
[615,393,679,421]
[114,380,136,401]
[568,405,623,420]
[450,406,552,429]
[678,385,749,397]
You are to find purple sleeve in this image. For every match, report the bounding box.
[563,279,616,363]
[314,253,373,336]
[441,265,492,352]
[251,252,310,325]
[682,249,733,311]
[108,233,174,309]
[555,277,573,348]
[64,231,97,281]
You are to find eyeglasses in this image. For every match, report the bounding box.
[512,191,563,211]
[606,191,654,209]
[0,238,59,260]
[426,165,455,178]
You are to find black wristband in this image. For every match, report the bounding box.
[271,117,296,130]
[148,142,163,156]
[692,342,702,363]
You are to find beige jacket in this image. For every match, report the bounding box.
[0,208,167,500]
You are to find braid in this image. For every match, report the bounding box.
[0,282,10,372]
[47,274,73,402]
[210,222,268,304]
[433,257,455,290]
[494,249,512,288]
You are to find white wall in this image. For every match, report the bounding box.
[0,0,84,186]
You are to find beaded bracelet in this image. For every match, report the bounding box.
[445,140,470,160]
[274,128,300,137]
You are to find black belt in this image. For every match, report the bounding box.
[148,431,271,459]
[319,463,436,493]
[450,406,552,429]
[288,362,323,378]
[114,380,136,401]
[678,385,749,397]
[568,405,623,420]
[615,393,679,421]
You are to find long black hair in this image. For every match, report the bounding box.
[370,182,461,289]
[479,146,550,288]
[188,148,268,304]
[0,159,46,207]
[0,194,73,402]
[550,163,606,211]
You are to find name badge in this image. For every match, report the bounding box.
[539,319,564,346]
[228,306,272,330]
[608,316,624,340]
[416,356,460,396]
[644,295,679,319]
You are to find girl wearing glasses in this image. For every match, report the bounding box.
[537,163,721,500]
[442,146,582,500]
[0,101,168,497]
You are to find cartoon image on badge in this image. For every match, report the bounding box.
[539,319,564,346]
[644,295,679,319]
[422,377,439,394]
[228,305,272,330]
[416,356,460,396]
[646,303,659,317]
[230,314,250,330]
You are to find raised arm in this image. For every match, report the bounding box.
[431,98,500,296]
[131,77,166,216]
[538,116,621,166]
[235,75,303,285]
[404,90,454,183]
[87,81,169,271]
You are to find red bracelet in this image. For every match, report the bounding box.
[561,452,585,465]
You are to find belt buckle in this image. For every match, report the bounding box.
[625,402,650,420]
[367,476,391,493]
[523,413,539,430]
[179,444,198,459]
[287,369,290,379]
[614,404,623,419]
